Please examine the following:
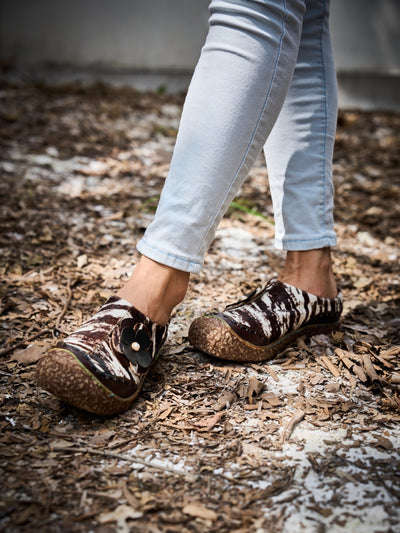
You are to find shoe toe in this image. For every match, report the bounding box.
[189,316,226,356]
[189,315,263,362]
[36,348,134,416]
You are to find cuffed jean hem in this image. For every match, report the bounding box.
[275,234,337,251]
[137,237,204,274]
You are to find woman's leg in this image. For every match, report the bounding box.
[137,0,306,274]
[264,0,338,298]
[188,0,343,363]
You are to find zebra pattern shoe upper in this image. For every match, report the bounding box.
[54,295,168,397]
[188,279,343,362]
[220,279,343,346]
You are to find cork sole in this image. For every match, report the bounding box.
[188,316,341,363]
[35,348,140,416]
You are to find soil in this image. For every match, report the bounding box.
[0,80,399,533]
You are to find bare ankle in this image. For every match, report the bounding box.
[279,248,337,298]
[116,256,189,325]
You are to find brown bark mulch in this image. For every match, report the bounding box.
[0,81,399,532]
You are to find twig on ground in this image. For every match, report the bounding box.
[279,409,305,445]
[52,445,197,481]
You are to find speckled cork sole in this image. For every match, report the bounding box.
[189,316,341,363]
[36,348,140,415]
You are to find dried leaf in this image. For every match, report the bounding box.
[76,254,88,268]
[374,436,393,450]
[247,377,265,404]
[261,392,281,407]
[214,390,236,411]
[98,504,143,532]
[158,406,174,420]
[11,342,52,364]
[182,503,217,521]
[191,412,223,431]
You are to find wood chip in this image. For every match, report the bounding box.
[336,469,359,484]
[361,352,381,383]
[182,503,217,521]
[374,436,394,450]
[319,355,341,377]
[265,365,279,381]
[390,373,400,384]
[279,409,305,445]
[262,392,281,407]
[1,87,399,533]
[213,390,236,411]
[380,346,400,359]
[191,412,224,432]
[336,348,368,382]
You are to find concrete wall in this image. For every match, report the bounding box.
[1,0,399,109]
[330,0,400,110]
[0,0,209,72]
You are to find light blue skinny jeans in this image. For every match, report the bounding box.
[137,0,338,274]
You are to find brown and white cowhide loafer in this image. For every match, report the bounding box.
[36,296,168,415]
[188,279,342,363]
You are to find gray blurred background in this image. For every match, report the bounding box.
[1,0,399,110]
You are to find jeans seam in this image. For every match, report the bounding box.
[319,0,328,233]
[197,0,290,257]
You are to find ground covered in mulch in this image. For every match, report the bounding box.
[0,81,399,533]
